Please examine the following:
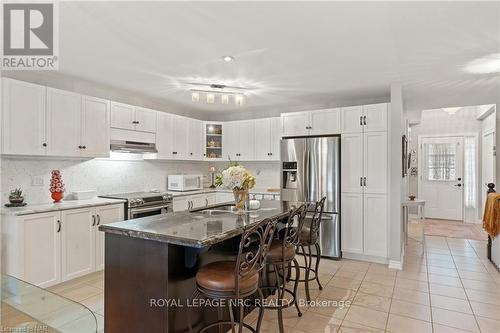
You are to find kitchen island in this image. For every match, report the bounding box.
[99,200,298,333]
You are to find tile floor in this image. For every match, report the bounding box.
[42,226,500,333]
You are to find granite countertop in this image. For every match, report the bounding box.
[99,200,301,248]
[1,198,126,216]
[167,187,281,198]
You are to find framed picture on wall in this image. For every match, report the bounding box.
[402,135,408,177]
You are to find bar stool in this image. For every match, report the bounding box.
[260,204,307,333]
[188,217,277,333]
[297,197,326,303]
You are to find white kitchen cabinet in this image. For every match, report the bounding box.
[61,208,96,281]
[110,102,135,130]
[254,117,281,161]
[223,120,255,161]
[309,108,341,135]
[188,118,203,160]
[172,116,190,160]
[363,194,387,257]
[191,194,206,209]
[2,204,124,288]
[216,192,234,204]
[341,193,363,254]
[363,103,387,132]
[281,112,309,137]
[46,88,82,157]
[156,112,173,159]
[363,132,387,194]
[172,196,191,212]
[341,106,363,134]
[95,204,124,270]
[206,193,216,206]
[2,78,47,155]
[81,96,110,158]
[341,133,363,193]
[172,193,216,212]
[134,107,157,133]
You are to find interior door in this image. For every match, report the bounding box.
[420,136,464,220]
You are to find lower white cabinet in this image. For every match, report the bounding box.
[172,192,233,212]
[341,192,387,259]
[216,192,234,204]
[2,203,124,288]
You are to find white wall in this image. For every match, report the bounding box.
[1,157,280,204]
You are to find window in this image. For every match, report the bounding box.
[425,143,457,181]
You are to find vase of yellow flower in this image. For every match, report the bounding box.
[215,163,256,213]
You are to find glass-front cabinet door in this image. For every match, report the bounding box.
[204,122,223,160]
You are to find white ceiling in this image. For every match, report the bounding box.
[12,1,500,120]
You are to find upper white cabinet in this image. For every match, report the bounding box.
[341,103,387,133]
[187,118,203,160]
[81,96,110,158]
[110,102,135,130]
[46,88,82,157]
[134,107,157,133]
[156,112,174,159]
[172,116,190,160]
[281,108,341,137]
[254,117,280,161]
[2,78,47,155]
[110,103,156,133]
[223,120,255,161]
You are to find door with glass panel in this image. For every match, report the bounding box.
[420,136,464,220]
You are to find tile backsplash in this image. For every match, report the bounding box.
[1,157,280,204]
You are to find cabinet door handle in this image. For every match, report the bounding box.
[57,220,61,232]
[173,152,177,155]
[359,116,363,126]
[82,145,86,149]
[92,215,96,226]
[78,145,82,149]
[363,116,367,125]
[205,198,208,206]
[363,177,367,186]
[360,177,363,186]
[42,143,47,147]
[190,152,193,155]
[97,214,101,225]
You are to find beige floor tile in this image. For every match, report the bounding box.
[358,281,393,298]
[461,278,498,293]
[392,287,430,306]
[429,283,467,300]
[341,261,370,272]
[452,255,479,264]
[386,313,432,333]
[426,248,451,255]
[306,297,350,319]
[338,320,384,333]
[465,289,500,305]
[334,268,366,281]
[427,259,456,269]
[57,284,103,302]
[259,305,301,328]
[344,305,388,330]
[352,292,391,312]
[469,301,500,320]
[390,299,431,321]
[328,277,361,291]
[319,286,356,302]
[433,323,475,333]
[363,272,395,287]
[258,319,296,333]
[476,316,500,333]
[457,270,493,282]
[366,264,397,277]
[455,263,488,273]
[431,308,479,333]
[396,270,428,282]
[79,293,104,316]
[427,266,459,277]
[430,294,472,314]
[428,274,462,288]
[395,277,429,292]
[294,311,342,333]
[427,253,454,261]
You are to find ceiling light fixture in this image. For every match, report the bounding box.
[191,91,199,102]
[206,93,215,104]
[442,107,461,115]
[189,83,247,106]
[222,55,234,62]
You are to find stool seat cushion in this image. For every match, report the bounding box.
[196,260,259,296]
[266,239,295,263]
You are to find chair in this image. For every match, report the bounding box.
[297,197,326,302]
[188,217,277,333]
[260,204,307,333]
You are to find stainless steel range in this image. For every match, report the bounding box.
[99,192,172,219]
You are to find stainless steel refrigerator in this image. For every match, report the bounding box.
[280,136,341,259]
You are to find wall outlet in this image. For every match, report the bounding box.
[31,175,44,186]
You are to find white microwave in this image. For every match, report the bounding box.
[167,174,203,191]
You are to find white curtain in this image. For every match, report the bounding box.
[426,143,456,181]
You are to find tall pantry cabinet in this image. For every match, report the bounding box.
[340,103,388,260]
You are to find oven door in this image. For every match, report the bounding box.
[129,205,170,219]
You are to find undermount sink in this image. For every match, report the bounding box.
[193,204,277,216]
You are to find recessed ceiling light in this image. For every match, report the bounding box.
[222,55,234,62]
[465,53,500,74]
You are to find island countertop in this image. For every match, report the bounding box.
[99,200,300,248]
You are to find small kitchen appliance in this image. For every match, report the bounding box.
[167,174,203,192]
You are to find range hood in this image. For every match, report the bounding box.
[110,140,157,154]
[110,128,157,154]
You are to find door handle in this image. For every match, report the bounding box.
[360,177,363,186]
[454,184,462,187]
[363,116,367,125]
[92,215,96,226]
[96,214,101,225]
[57,220,61,232]
[363,177,367,187]
[359,116,363,126]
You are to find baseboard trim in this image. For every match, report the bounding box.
[388,245,405,270]
[342,252,388,265]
